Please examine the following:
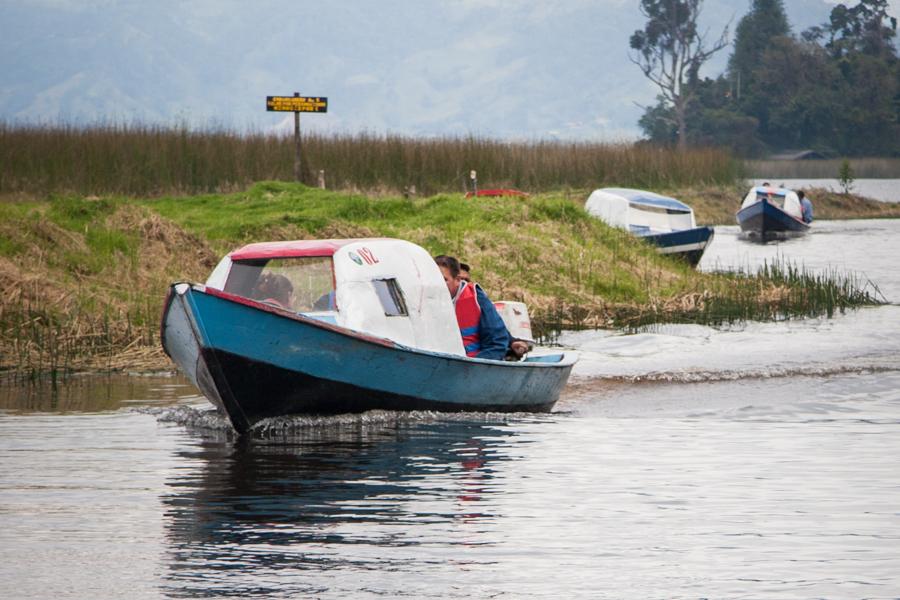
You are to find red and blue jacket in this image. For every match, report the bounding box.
[453,281,511,360]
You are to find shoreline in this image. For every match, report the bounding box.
[1,183,894,376]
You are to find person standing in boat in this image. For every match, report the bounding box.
[798,190,814,223]
[434,255,511,360]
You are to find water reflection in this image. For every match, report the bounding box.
[160,416,526,597]
[0,373,198,414]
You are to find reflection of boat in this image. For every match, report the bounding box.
[161,238,577,433]
[161,418,517,591]
[585,188,714,267]
[736,185,809,241]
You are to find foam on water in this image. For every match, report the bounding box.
[148,404,553,439]
[562,305,900,384]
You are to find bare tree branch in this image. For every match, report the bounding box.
[629,0,730,149]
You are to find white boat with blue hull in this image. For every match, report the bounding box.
[161,239,577,434]
[585,188,714,267]
[737,185,810,242]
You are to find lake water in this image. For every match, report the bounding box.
[3,219,900,599]
[749,178,900,203]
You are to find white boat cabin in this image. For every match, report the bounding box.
[204,238,466,356]
[740,186,803,220]
[585,188,697,235]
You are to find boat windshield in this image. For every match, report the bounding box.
[224,256,336,312]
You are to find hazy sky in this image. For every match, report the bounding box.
[1,0,897,140]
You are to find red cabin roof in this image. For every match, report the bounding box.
[229,239,380,260]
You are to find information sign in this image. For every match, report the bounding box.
[266,96,328,113]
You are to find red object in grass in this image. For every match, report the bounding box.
[464,189,529,199]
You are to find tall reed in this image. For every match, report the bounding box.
[0,122,740,198]
[618,258,885,330]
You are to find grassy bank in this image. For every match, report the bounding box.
[0,123,740,198]
[0,182,885,376]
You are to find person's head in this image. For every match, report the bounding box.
[762,181,771,187]
[434,255,461,297]
[459,262,471,282]
[256,272,294,307]
[798,190,805,199]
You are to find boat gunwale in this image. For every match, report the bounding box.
[177,283,577,369]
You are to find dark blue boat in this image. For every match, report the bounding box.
[736,186,810,242]
[161,239,577,434]
[642,226,716,267]
[585,188,714,267]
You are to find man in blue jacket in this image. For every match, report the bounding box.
[799,190,814,224]
[434,255,511,360]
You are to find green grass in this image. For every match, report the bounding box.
[142,183,675,309]
[0,183,887,375]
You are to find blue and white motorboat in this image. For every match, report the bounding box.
[736,185,810,241]
[585,188,715,267]
[161,238,577,433]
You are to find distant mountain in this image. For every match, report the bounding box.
[0,0,854,140]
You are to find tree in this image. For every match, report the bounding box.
[629,0,730,150]
[839,158,855,193]
[638,96,678,144]
[750,37,845,151]
[801,0,900,154]
[728,0,791,100]
[685,76,764,154]
[810,0,899,59]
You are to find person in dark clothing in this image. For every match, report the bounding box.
[449,258,532,361]
[798,190,814,224]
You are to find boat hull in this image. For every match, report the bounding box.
[736,201,809,242]
[642,226,715,267]
[161,284,576,433]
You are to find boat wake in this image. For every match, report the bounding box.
[144,404,555,437]
[568,356,900,386]
[141,405,234,432]
[561,307,900,386]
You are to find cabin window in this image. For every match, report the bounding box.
[628,202,689,216]
[372,278,408,317]
[224,256,336,312]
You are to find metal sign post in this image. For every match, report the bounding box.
[293,94,301,182]
[266,93,328,183]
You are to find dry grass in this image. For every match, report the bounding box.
[0,202,216,374]
[0,122,740,198]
